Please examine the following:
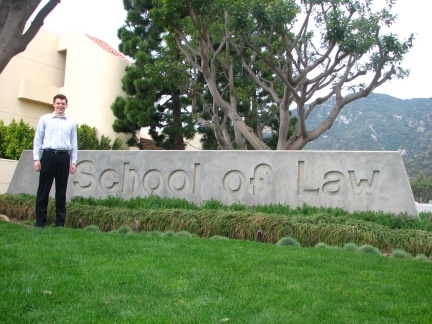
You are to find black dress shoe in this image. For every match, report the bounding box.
[36,226,44,230]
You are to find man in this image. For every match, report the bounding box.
[33,94,78,229]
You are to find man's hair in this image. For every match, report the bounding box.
[53,94,68,103]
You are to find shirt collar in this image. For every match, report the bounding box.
[50,112,68,119]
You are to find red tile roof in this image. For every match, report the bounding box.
[85,34,128,61]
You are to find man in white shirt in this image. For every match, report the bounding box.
[33,94,78,229]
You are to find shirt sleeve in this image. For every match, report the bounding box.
[33,117,45,160]
[70,121,78,164]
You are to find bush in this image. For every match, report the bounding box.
[176,231,195,238]
[414,254,429,262]
[391,249,413,259]
[143,231,164,237]
[343,242,359,252]
[358,245,381,255]
[78,124,123,150]
[84,225,101,233]
[0,119,35,160]
[117,225,133,234]
[112,137,123,150]
[277,237,301,247]
[201,199,225,210]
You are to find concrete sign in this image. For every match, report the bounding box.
[8,150,418,216]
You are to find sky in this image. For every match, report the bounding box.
[33,0,431,100]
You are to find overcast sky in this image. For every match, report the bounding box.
[34,0,431,100]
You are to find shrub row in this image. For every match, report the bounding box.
[70,195,432,231]
[63,207,432,256]
[1,194,431,257]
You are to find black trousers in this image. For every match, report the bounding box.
[35,151,71,227]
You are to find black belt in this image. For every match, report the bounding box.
[43,148,69,154]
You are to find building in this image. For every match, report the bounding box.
[0,26,130,142]
[0,26,130,193]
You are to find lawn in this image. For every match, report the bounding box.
[1,221,431,323]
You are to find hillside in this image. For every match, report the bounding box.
[299,93,432,178]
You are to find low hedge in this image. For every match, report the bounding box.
[1,193,431,256]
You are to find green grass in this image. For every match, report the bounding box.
[1,221,431,323]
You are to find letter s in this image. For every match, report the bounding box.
[73,160,96,191]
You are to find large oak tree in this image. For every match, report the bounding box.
[149,0,413,150]
[114,0,298,150]
[0,0,60,74]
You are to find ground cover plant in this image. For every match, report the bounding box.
[1,221,431,323]
[1,193,432,257]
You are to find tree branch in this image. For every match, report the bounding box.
[17,0,60,53]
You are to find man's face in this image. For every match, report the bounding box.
[53,98,68,116]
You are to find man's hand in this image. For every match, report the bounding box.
[34,160,41,172]
[70,163,76,174]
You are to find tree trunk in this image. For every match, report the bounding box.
[171,90,185,150]
[276,88,291,150]
[199,36,270,150]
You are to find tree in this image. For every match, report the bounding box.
[112,0,196,150]
[150,0,413,150]
[410,173,432,204]
[0,0,60,74]
[115,0,299,150]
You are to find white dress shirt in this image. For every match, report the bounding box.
[33,112,78,164]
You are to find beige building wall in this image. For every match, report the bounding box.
[0,26,130,143]
[0,26,132,193]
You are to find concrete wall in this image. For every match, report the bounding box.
[0,159,18,194]
[7,150,419,216]
[416,203,432,213]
